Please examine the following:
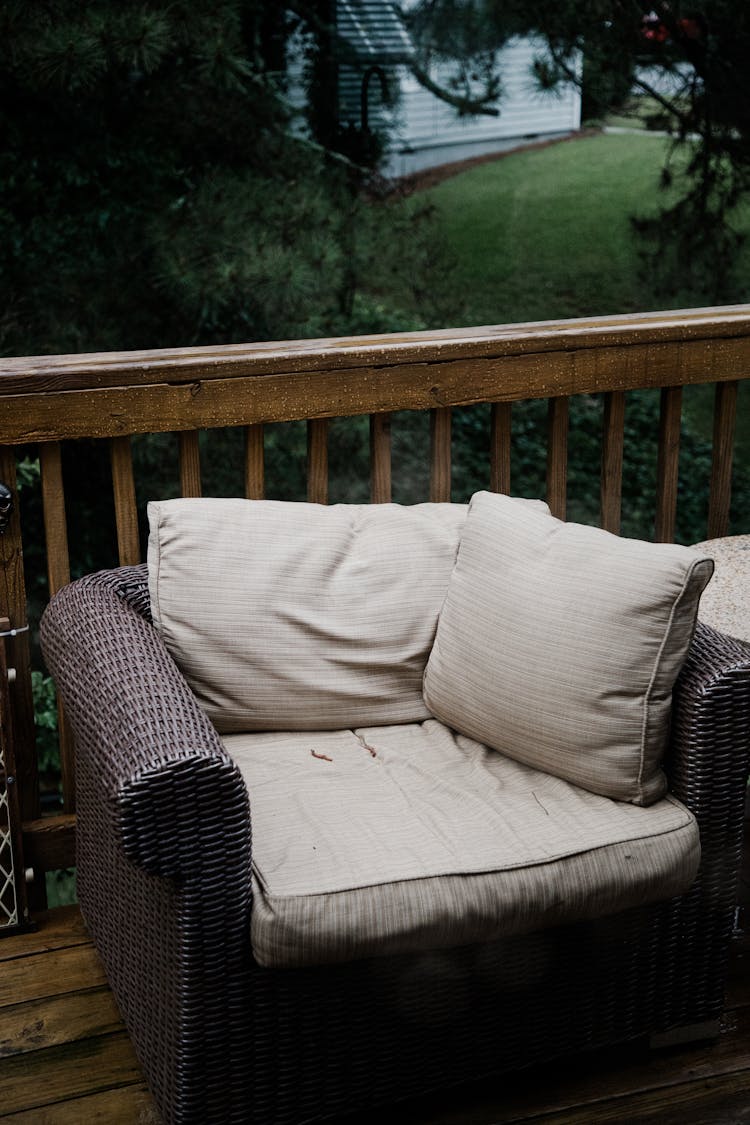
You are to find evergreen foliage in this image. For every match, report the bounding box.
[0,1,455,357]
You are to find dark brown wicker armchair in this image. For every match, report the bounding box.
[41,564,750,1125]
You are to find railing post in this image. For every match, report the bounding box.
[600,392,625,535]
[110,437,141,566]
[178,430,202,498]
[546,397,569,520]
[654,386,682,544]
[490,403,512,494]
[430,408,452,502]
[369,413,392,503]
[708,381,738,540]
[307,419,329,504]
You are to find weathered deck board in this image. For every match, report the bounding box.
[0,907,87,962]
[2,1083,158,1124]
[0,824,746,1124]
[0,989,121,1057]
[0,944,107,1008]
[0,1032,144,1117]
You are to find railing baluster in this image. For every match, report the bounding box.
[654,386,682,543]
[370,413,392,503]
[430,408,451,502]
[109,437,141,565]
[490,403,512,494]
[178,430,202,498]
[307,419,329,504]
[546,397,569,520]
[39,443,75,814]
[600,391,625,534]
[39,444,71,595]
[245,425,265,500]
[707,380,738,540]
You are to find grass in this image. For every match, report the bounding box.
[418,131,750,540]
[424,131,750,327]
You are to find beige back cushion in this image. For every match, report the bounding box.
[148,497,475,732]
[423,492,714,805]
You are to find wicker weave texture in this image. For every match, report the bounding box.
[40,571,750,1125]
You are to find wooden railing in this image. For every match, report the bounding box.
[0,304,748,904]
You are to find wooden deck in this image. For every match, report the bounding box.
[1,821,748,1124]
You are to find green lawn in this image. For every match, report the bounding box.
[420,131,750,538]
[425,131,750,327]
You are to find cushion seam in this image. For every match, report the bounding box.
[150,503,163,634]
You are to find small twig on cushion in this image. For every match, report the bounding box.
[311,750,333,762]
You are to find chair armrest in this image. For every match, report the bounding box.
[40,569,250,881]
[670,621,750,810]
[41,570,254,1122]
[668,620,750,892]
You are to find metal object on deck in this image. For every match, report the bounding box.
[0,616,31,934]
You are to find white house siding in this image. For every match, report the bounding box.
[284,10,581,178]
[385,36,581,177]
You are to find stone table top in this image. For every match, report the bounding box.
[693,534,750,644]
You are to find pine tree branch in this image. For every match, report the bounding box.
[390,2,500,116]
[541,29,692,134]
[629,75,692,132]
[408,61,499,117]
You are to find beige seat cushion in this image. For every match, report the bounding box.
[225,720,700,968]
[423,492,714,806]
[148,498,468,732]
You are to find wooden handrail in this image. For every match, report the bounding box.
[1,306,750,444]
[3,304,750,388]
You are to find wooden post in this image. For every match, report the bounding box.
[708,381,738,540]
[546,397,569,520]
[109,437,141,565]
[307,420,329,505]
[178,431,202,498]
[245,426,265,500]
[490,403,512,494]
[600,392,625,534]
[654,386,682,543]
[369,413,392,503]
[430,408,451,502]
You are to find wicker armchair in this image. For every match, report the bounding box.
[41,563,750,1125]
